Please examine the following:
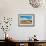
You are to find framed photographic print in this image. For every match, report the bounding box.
[18,14,35,27]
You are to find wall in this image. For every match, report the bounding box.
[0,0,46,40]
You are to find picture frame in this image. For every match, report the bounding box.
[18,14,35,27]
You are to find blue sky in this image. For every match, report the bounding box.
[20,16,32,20]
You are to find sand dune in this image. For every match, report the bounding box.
[20,20,32,24]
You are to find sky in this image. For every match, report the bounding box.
[20,16,32,20]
